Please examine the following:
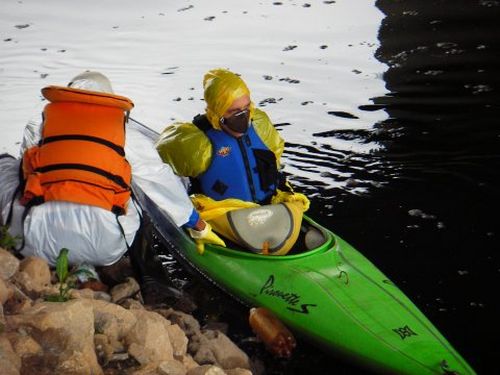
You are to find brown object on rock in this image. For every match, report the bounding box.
[97,256,136,287]
[248,307,296,358]
[79,280,109,292]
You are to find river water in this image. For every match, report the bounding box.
[1,0,498,374]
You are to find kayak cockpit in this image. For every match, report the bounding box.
[215,215,334,258]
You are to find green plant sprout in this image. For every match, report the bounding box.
[45,248,97,302]
[46,248,75,302]
[0,225,20,250]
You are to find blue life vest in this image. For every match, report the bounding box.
[196,124,278,204]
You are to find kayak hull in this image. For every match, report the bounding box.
[130,119,475,375]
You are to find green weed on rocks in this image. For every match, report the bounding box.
[0,225,19,250]
[46,248,75,302]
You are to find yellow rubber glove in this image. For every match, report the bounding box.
[187,222,226,255]
[271,190,310,212]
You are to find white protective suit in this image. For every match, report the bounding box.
[0,111,194,267]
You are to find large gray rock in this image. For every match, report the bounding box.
[126,309,174,365]
[90,299,137,351]
[167,323,189,358]
[6,299,102,375]
[192,330,250,371]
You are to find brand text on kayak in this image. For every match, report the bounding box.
[260,275,317,314]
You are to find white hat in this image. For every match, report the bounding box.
[67,71,114,93]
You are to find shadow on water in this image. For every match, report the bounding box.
[147,1,499,374]
[315,1,500,374]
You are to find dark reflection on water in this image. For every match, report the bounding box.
[151,1,499,374]
[308,1,499,373]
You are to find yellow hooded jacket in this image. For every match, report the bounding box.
[156,107,284,179]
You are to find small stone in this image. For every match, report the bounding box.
[157,359,187,375]
[187,365,226,375]
[110,277,141,303]
[0,248,21,280]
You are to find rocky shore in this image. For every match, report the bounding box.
[0,247,257,375]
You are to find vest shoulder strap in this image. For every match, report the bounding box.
[192,114,213,133]
[4,156,25,228]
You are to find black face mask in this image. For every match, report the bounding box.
[221,109,250,134]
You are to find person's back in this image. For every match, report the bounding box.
[23,83,133,214]
[0,71,140,267]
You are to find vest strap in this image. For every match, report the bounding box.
[42,134,125,156]
[35,163,130,189]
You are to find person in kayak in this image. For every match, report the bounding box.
[0,71,223,280]
[156,68,310,255]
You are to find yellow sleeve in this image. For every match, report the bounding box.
[252,108,285,165]
[155,122,213,177]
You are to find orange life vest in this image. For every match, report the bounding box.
[21,86,134,214]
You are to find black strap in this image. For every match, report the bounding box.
[2,156,29,253]
[114,190,143,252]
[11,197,44,255]
[42,135,125,156]
[129,189,143,222]
[192,114,213,132]
[0,153,16,161]
[35,163,130,189]
[115,214,131,251]
[5,159,25,227]
[278,172,293,193]
[5,185,20,228]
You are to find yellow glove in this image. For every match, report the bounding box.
[187,222,226,255]
[271,190,310,212]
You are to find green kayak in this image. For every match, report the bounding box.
[130,119,475,375]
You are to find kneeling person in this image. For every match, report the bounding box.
[0,71,212,270]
